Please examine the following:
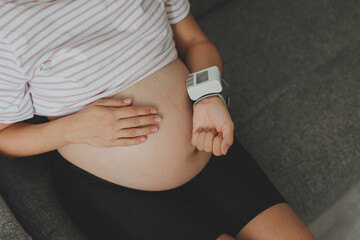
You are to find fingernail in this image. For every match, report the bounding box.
[154,116,162,122]
[123,98,131,103]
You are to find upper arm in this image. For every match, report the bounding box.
[170,12,209,57]
[165,0,209,57]
[0,37,34,124]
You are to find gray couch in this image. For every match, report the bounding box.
[1,0,359,239]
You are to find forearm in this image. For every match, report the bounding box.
[180,39,223,75]
[0,116,73,158]
[181,39,225,105]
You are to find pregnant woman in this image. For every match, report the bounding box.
[0,1,316,239]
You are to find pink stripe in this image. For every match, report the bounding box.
[34,17,168,93]
[166,0,182,14]
[29,1,134,79]
[47,1,161,79]
[0,1,8,12]
[0,48,13,54]
[0,1,34,28]
[4,2,57,39]
[0,94,23,106]
[0,56,17,65]
[0,64,23,75]
[0,101,31,113]
[70,28,167,85]
[0,99,17,105]
[42,2,134,65]
[33,44,174,114]
[14,1,89,52]
[21,1,105,74]
[0,2,40,32]
[10,1,73,42]
[32,23,169,98]
[0,104,33,118]
[24,0,121,77]
[0,87,24,93]
[71,47,175,113]
[168,0,188,21]
[0,87,31,112]
[32,27,171,102]
[0,1,180,118]
[45,0,137,69]
[117,41,175,91]
[0,56,17,66]
[0,97,24,105]
[0,71,26,83]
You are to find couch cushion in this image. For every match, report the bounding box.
[196,0,360,124]
[194,0,360,224]
[189,0,233,19]
[0,194,32,240]
[0,153,87,240]
[236,44,360,224]
[1,0,360,237]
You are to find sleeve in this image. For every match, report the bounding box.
[164,0,191,25]
[0,38,34,124]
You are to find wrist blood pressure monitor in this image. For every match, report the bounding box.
[186,66,230,109]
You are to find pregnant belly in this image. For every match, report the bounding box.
[47,58,212,191]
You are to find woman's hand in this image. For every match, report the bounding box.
[191,96,234,156]
[65,98,161,147]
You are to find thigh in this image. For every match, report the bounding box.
[178,136,287,238]
[49,151,224,240]
[235,202,316,240]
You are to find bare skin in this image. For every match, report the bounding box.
[214,203,316,240]
[235,203,316,240]
[47,58,213,191]
[218,234,236,240]
[48,56,315,240]
[170,13,316,239]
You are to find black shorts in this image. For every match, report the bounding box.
[49,136,287,240]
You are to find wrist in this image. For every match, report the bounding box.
[186,66,230,109]
[193,95,224,110]
[196,95,222,104]
[60,114,78,145]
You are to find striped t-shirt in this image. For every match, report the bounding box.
[0,0,190,124]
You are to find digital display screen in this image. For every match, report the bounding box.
[196,71,208,84]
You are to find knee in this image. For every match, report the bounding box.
[217,233,236,240]
[235,203,316,240]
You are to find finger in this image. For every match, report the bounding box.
[118,114,161,129]
[213,133,223,156]
[93,97,133,107]
[221,122,235,155]
[204,129,216,153]
[196,129,207,151]
[115,106,159,119]
[191,127,203,147]
[112,135,147,146]
[117,125,159,138]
